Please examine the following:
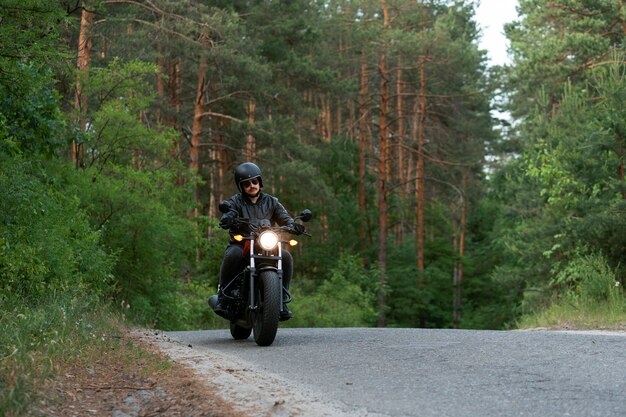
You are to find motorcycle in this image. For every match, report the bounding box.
[208,201,312,346]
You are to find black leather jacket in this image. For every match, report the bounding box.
[220,192,294,242]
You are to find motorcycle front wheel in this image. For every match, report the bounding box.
[253,270,281,346]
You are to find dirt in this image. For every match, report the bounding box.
[35,329,245,417]
[35,328,347,417]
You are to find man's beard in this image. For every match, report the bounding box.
[245,190,260,198]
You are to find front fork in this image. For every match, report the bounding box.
[248,239,284,312]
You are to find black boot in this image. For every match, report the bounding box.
[215,298,229,315]
[209,295,230,320]
[279,288,292,321]
[280,305,293,321]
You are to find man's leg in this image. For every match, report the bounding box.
[216,244,245,314]
[280,249,294,320]
[219,244,245,289]
[281,249,293,296]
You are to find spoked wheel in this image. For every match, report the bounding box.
[229,323,252,340]
[253,270,281,346]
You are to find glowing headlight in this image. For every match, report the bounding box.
[258,231,279,250]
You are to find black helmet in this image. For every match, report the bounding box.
[234,162,263,192]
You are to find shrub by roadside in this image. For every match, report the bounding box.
[516,253,626,330]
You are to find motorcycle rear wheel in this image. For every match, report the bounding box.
[230,323,252,340]
[253,270,281,346]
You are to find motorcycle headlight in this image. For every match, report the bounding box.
[258,231,279,251]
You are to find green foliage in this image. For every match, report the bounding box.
[494,2,626,320]
[386,239,454,328]
[74,164,197,329]
[80,59,170,168]
[0,1,67,94]
[506,0,623,117]
[179,280,227,330]
[516,252,625,330]
[0,159,115,302]
[552,251,623,307]
[195,215,229,288]
[522,57,626,282]
[0,64,66,157]
[457,199,524,329]
[287,254,378,328]
[60,56,202,329]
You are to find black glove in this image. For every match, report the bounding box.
[293,223,305,235]
[219,214,236,229]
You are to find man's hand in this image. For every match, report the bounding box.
[292,223,305,235]
[219,214,237,229]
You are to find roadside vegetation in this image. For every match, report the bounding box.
[516,253,626,330]
[0,296,118,414]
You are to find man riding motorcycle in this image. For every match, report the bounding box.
[215,162,303,321]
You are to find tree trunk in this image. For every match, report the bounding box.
[246,99,256,161]
[191,28,211,216]
[168,58,184,186]
[452,200,459,327]
[73,0,95,169]
[395,65,404,243]
[358,58,369,262]
[377,0,390,328]
[156,32,165,127]
[416,55,427,279]
[336,36,343,138]
[348,95,355,141]
[336,96,342,139]
[320,93,331,142]
[168,58,181,129]
[326,94,332,141]
[453,171,468,328]
[207,77,220,218]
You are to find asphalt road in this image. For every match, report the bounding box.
[162,328,626,417]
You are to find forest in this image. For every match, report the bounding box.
[1,0,625,337]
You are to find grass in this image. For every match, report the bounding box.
[516,297,626,331]
[0,295,171,417]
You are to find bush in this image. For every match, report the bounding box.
[287,254,378,327]
[553,252,624,308]
[74,165,198,329]
[0,159,115,301]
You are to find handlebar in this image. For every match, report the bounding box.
[218,200,312,237]
[225,218,309,237]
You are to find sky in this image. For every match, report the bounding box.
[474,0,519,66]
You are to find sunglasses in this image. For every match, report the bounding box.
[241,178,259,188]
